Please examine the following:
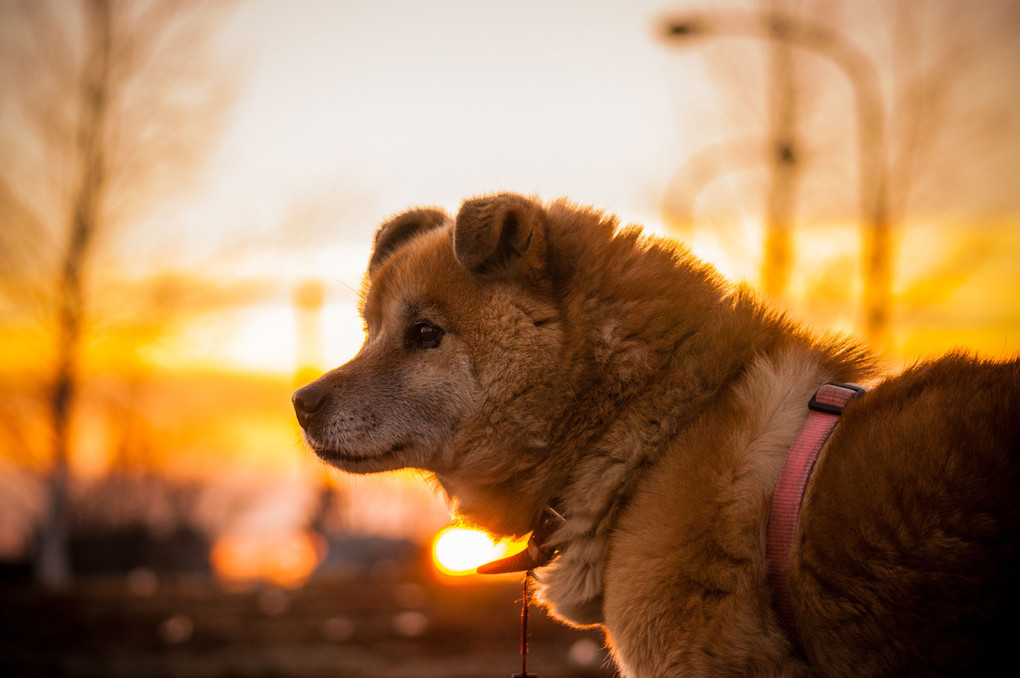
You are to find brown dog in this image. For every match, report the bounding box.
[293,193,1020,676]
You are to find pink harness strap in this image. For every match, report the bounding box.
[767,382,866,646]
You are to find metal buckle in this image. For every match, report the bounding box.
[808,382,868,415]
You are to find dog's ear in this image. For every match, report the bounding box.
[453,193,546,279]
[369,208,449,273]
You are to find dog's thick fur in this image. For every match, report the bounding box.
[293,193,1020,676]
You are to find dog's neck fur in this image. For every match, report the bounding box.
[437,204,876,625]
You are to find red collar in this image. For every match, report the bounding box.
[767,382,867,646]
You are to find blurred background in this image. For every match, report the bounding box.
[1,0,1018,676]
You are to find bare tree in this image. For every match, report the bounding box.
[0,0,237,588]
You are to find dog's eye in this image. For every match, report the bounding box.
[409,321,444,349]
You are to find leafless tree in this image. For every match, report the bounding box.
[0,0,237,588]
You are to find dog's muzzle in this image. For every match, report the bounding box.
[292,383,328,430]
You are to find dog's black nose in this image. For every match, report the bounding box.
[292,384,328,429]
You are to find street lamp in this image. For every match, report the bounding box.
[662,11,891,346]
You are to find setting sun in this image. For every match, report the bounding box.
[431,527,528,577]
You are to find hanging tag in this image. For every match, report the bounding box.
[511,571,537,678]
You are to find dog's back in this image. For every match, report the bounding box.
[795,354,1020,675]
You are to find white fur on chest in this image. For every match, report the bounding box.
[534,348,831,631]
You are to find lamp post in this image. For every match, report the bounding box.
[663,11,891,346]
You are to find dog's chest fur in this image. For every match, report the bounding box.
[538,349,833,666]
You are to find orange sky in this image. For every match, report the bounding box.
[94,0,1018,376]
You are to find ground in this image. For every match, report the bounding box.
[0,566,616,678]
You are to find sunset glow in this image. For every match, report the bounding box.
[211,532,325,589]
[431,527,529,578]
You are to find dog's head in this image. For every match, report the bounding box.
[292,193,565,534]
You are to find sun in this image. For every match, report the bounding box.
[431,527,528,577]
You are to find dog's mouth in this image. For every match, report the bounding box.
[309,440,409,471]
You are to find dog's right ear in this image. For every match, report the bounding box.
[369,208,449,273]
[453,193,546,279]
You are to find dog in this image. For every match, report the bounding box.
[293,193,1020,676]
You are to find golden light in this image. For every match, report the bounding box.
[684,215,762,285]
[211,531,325,589]
[431,526,528,577]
